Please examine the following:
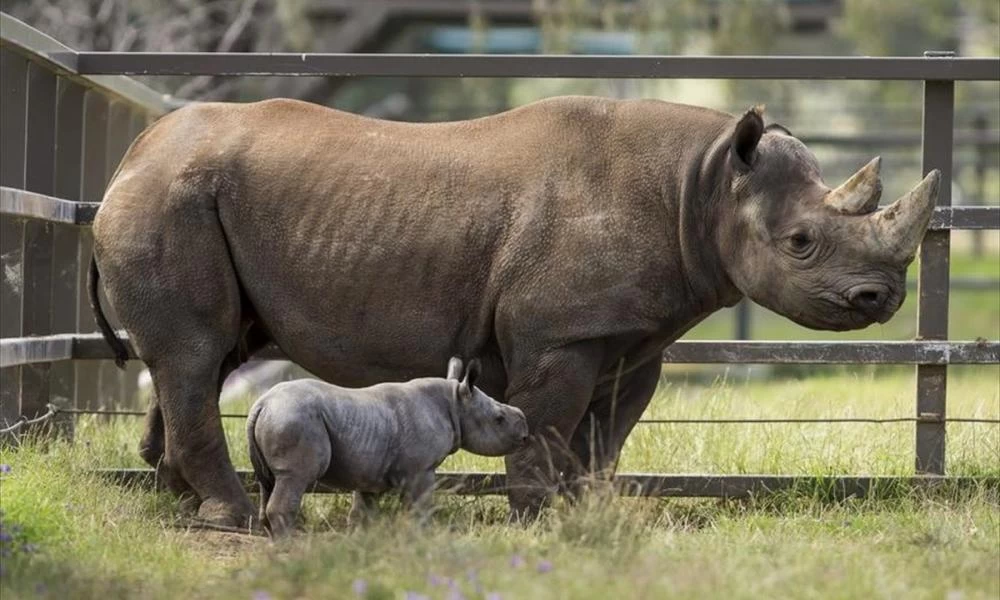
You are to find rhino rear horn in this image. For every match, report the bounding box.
[873,169,941,263]
[826,156,882,214]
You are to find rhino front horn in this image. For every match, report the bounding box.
[826,156,882,214]
[873,169,941,263]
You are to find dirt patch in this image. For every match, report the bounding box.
[178,529,266,563]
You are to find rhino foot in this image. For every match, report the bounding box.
[196,496,256,529]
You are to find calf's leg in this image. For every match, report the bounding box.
[401,470,436,524]
[348,492,379,526]
[264,475,311,538]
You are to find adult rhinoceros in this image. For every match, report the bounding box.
[89,96,939,526]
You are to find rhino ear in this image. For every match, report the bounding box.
[731,105,765,170]
[446,356,464,380]
[462,359,481,388]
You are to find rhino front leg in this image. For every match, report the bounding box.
[566,358,661,496]
[503,342,603,521]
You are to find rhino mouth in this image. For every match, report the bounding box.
[791,289,901,331]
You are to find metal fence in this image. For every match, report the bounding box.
[1,12,998,497]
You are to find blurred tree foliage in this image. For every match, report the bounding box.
[0,0,316,100]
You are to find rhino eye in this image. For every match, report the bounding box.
[786,231,816,258]
[495,415,505,425]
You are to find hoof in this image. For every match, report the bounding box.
[178,492,202,515]
[197,497,255,529]
[505,506,542,526]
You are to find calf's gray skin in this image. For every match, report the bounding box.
[247,358,527,536]
[89,95,940,527]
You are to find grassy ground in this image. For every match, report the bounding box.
[2,368,998,599]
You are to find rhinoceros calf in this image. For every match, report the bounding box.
[247,358,528,536]
[90,95,940,527]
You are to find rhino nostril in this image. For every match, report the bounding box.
[848,286,887,314]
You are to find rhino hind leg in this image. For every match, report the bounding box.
[139,401,200,513]
[502,341,604,521]
[263,475,311,538]
[140,323,269,518]
[565,358,661,499]
[94,179,256,527]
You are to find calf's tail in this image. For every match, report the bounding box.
[88,256,129,369]
[246,401,275,497]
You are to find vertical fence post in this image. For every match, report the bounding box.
[97,101,133,410]
[916,54,954,475]
[50,77,87,438]
[970,113,987,258]
[0,48,28,441]
[734,298,752,340]
[75,91,109,412]
[20,61,58,436]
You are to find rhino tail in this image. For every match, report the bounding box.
[246,401,275,500]
[88,256,129,370]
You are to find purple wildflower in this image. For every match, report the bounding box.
[486,594,503,600]
[352,579,368,596]
[537,560,553,574]
[427,573,445,587]
[251,591,271,600]
[509,554,525,568]
[445,589,465,600]
[403,593,429,600]
[0,532,11,543]
[466,568,478,583]
[0,464,11,474]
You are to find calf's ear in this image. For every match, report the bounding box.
[446,356,464,380]
[463,359,482,388]
[731,105,765,171]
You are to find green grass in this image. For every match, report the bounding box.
[2,368,998,599]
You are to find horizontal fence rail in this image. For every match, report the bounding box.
[0,187,100,225]
[0,14,178,113]
[73,53,1000,80]
[98,469,999,499]
[2,186,994,230]
[2,334,999,369]
[45,405,1000,425]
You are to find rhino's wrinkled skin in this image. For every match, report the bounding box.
[90,95,940,526]
[247,358,527,536]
